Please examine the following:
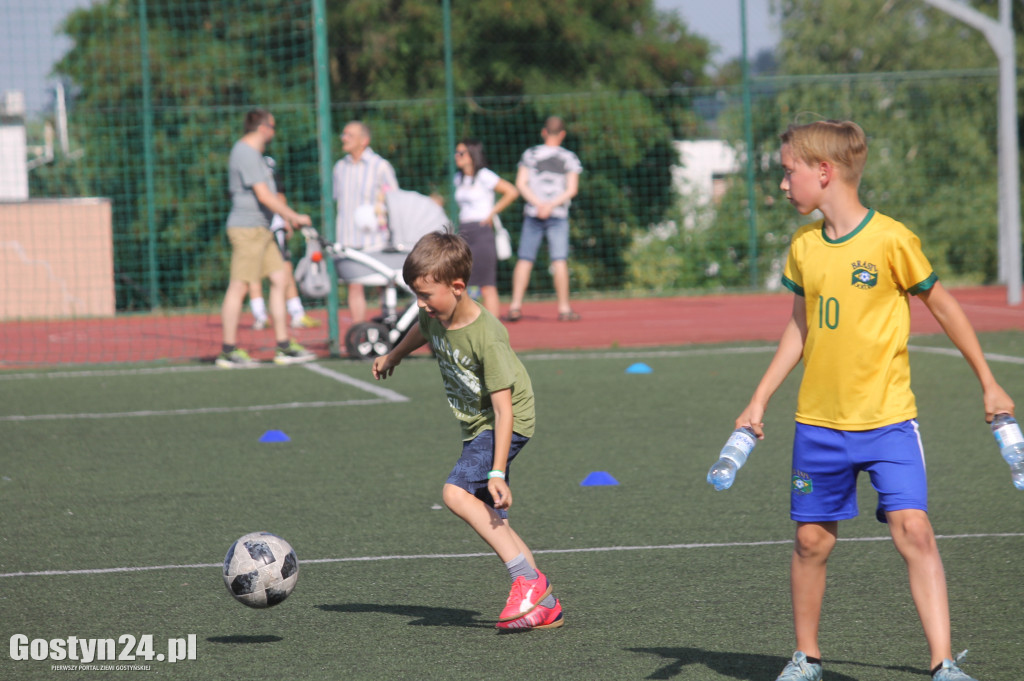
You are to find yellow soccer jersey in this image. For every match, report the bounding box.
[781,209,937,430]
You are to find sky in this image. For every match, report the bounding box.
[0,0,780,116]
[657,0,780,65]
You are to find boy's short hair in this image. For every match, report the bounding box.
[780,120,868,185]
[403,231,472,286]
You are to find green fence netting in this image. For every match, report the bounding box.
[0,0,1005,366]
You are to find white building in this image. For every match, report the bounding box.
[672,139,741,211]
[0,91,29,201]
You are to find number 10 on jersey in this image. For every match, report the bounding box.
[818,296,839,329]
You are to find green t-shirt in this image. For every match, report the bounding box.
[418,304,535,440]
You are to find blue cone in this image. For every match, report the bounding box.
[625,362,653,374]
[581,471,619,486]
[259,430,290,443]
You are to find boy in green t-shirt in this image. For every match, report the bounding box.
[736,120,1014,681]
[372,231,562,631]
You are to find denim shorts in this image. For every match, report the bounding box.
[446,430,530,519]
[791,420,928,524]
[517,215,570,262]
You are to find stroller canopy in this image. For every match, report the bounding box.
[385,189,450,252]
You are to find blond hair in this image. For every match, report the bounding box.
[780,120,868,185]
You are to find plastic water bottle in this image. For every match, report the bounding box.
[707,426,758,491]
[990,413,1024,490]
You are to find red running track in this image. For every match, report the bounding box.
[1,287,1021,367]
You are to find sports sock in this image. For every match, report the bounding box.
[931,662,942,676]
[806,656,822,666]
[286,296,304,320]
[250,297,267,321]
[504,554,538,581]
[504,554,556,608]
[277,340,290,350]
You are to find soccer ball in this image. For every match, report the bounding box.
[222,532,299,608]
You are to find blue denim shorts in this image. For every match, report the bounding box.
[517,216,570,262]
[791,420,928,524]
[446,430,530,519]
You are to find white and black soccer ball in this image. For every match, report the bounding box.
[223,532,299,608]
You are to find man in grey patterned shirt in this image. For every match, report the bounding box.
[507,116,583,323]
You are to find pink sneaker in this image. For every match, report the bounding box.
[496,598,563,630]
[497,570,552,622]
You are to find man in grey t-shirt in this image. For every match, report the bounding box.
[217,108,316,368]
[506,116,582,323]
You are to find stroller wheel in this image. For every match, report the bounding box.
[345,322,394,360]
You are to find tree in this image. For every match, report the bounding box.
[53,0,319,309]
[326,0,716,290]
[698,0,1006,287]
[327,0,711,101]
[45,0,717,308]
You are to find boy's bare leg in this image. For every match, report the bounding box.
[506,526,537,569]
[790,521,837,659]
[886,509,952,670]
[442,483,526,562]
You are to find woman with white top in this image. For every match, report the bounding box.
[453,139,519,317]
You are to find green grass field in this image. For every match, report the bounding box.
[2,334,1023,680]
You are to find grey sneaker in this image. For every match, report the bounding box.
[776,651,822,681]
[274,340,316,365]
[933,651,976,681]
[216,348,259,368]
[252,317,268,330]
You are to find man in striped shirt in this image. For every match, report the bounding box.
[332,120,399,324]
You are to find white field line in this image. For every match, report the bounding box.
[0,399,391,422]
[0,365,218,380]
[1,343,1020,420]
[0,362,408,422]
[907,344,1024,365]
[2,532,1021,579]
[522,346,777,361]
[300,362,408,402]
[523,344,1024,365]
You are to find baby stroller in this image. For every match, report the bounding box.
[301,189,449,359]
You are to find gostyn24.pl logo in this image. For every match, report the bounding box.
[10,634,197,665]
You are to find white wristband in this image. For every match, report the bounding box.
[487,470,506,480]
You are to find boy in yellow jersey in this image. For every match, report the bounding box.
[736,120,1015,681]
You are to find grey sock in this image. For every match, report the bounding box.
[504,553,538,581]
[504,554,556,607]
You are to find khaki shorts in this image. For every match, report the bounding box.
[227,227,284,283]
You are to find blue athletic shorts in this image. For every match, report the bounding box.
[446,430,530,519]
[791,420,928,524]
[517,216,570,262]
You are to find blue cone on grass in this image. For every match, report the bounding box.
[259,430,290,443]
[581,471,619,486]
[625,362,652,374]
